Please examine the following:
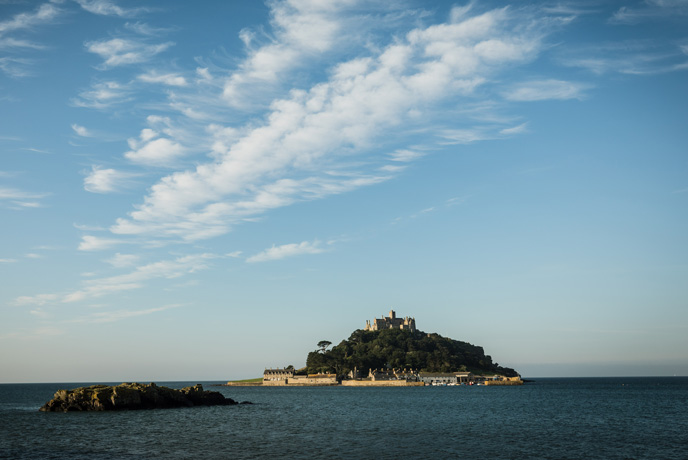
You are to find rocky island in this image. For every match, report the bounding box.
[39,382,243,412]
[242,310,523,387]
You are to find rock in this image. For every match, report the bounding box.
[39,383,241,412]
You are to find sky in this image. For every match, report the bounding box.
[1,0,687,383]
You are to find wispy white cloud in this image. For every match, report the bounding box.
[0,2,60,36]
[29,307,50,318]
[247,240,325,263]
[72,80,131,109]
[388,149,426,162]
[14,293,59,307]
[0,186,48,209]
[0,2,60,76]
[561,41,688,75]
[14,253,216,306]
[71,124,92,137]
[440,128,496,145]
[68,304,181,324]
[85,38,173,68]
[75,0,148,18]
[83,166,139,193]
[0,56,34,77]
[0,37,46,50]
[78,235,125,251]
[105,252,140,268]
[500,122,529,135]
[610,0,688,24]
[124,22,170,36]
[137,71,187,87]
[399,195,467,223]
[0,258,18,263]
[74,223,106,232]
[503,79,589,101]
[107,5,546,243]
[20,147,51,154]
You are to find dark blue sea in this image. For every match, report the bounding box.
[1,378,687,459]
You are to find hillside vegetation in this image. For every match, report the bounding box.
[306,328,518,377]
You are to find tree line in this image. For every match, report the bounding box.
[305,328,519,377]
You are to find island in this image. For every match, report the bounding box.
[40,382,244,412]
[228,310,523,387]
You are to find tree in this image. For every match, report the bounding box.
[317,340,332,353]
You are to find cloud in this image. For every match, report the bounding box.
[440,127,495,144]
[14,293,59,307]
[70,254,215,303]
[78,235,125,251]
[15,254,217,306]
[124,22,170,36]
[561,41,688,76]
[0,258,17,263]
[71,124,91,137]
[107,5,546,243]
[0,2,60,36]
[85,38,173,68]
[222,0,363,108]
[74,223,106,232]
[0,2,60,76]
[68,304,181,324]
[389,149,426,162]
[610,1,688,24]
[500,122,529,135]
[503,79,588,101]
[29,308,50,318]
[75,0,147,18]
[0,56,34,77]
[0,37,45,50]
[246,240,324,263]
[124,129,186,166]
[105,253,140,268]
[0,186,48,209]
[72,81,131,109]
[83,166,138,193]
[222,1,415,110]
[137,71,188,87]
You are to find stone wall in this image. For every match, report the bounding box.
[341,380,425,387]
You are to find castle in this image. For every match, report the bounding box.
[364,310,416,332]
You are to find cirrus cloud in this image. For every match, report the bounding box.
[503,79,589,101]
[246,240,325,263]
[85,38,173,68]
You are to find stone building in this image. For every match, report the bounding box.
[368,368,419,382]
[418,372,459,385]
[263,368,294,385]
[263,369,337,386]
[364,310,416,332]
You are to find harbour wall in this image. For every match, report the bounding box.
[341,380,425,387]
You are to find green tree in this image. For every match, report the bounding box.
[316,340,332,353]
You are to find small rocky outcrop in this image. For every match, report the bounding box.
[39,382,240,412]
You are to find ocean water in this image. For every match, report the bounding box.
[1,377,687,459]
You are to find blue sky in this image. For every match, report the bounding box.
[1,0,687,382]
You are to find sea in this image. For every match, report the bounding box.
[1,377,687,459]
